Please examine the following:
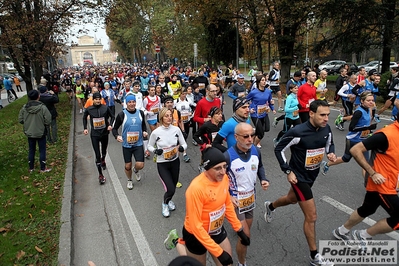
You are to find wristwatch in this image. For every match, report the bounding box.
[285,169,291,175]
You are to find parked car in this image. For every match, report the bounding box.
[326,63,358,75]
[319,60,346,72]
[358,61,380,69]
[364,61,398,72]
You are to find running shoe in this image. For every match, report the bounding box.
[320,161,329,175]
[99,174,106,184]
[127,179,133,190]
[264,201,274,223]
[374,115,380,123]
[40,168,52,173]
[278,107,284,113]
[164,229,178,250]
[334,114,343,126]
[337,123,344,131]
[101,159,106,170]
[352,230,371,252]
[183,154,190,163]
[391,116,396,122]
[192,140,198,146]
[310,253,334,266]
[162,203,170,217]
[134,171,141,181]
[168,200,176,211]
[332,228,351,241]
[176,182,182,188]
[144,150,150,159]
[272,117,279,128]
[29,169,35,174]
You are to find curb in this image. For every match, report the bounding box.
[58,99,76,266]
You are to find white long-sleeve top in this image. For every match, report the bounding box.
[148,124,187,163]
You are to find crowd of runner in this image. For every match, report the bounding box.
[40,61,399,266]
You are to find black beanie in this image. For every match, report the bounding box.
[92,92,102,99]
[203,147,226,170]
[28,90,39,100]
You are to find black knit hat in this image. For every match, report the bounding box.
[28,89,39,100]
[203,147,226,170]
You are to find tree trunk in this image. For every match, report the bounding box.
[381,0,396,73]
[33,61,43,90]
[256,34,263,72]
[276,27,296,84]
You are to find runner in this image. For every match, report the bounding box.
[83,92,115,184]
[193,84,221,129]
[213,97,250,152]
[274,83,301,147]
[335,74,357,131]
[332,115,399,252]
[147,107,187,217]
[321,92,377,176]
[247,75,275,148]
[193,106,224,173]
[112,94,147,190]
[101,82,117,117]
[75,79,86,114]
[163,147,250,266]
[265,100,336,266]
[143,85,162,158]
[225,123,270,266]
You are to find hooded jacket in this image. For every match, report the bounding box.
[18,100,52,138]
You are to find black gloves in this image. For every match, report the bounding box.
[154,149,163,155]
[237,228,250,246]
[178,145,184,152]
[217,250,233,265]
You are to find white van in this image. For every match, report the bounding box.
[6,62,17,73]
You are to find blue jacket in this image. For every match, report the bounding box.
[3,78,12,90]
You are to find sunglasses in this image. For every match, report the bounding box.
[236,133,255,139]
[212,164,228,171]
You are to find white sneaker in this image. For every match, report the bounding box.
[168,200,176,211]
[310,253,334,266]
[264,201,274,223]
[134,171,141,181]
[127,180,133,190]
[162,203,170,217]
[79,109,82,114]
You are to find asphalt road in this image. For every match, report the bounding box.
[0,81,27,107]
[70,95,397,266]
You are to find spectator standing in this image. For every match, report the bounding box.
[18,90,52,173]
[14,76,23,92]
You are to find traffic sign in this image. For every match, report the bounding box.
[155,46,160,53]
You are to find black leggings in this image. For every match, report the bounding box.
[157,159,180,204]
[90,135,109,174]
[276,117,301,140]
[299,112,309,123]
[342,100,354,117]
[251,116,270,140]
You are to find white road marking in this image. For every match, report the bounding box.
[107,156,159,266]
[321,195,399,241]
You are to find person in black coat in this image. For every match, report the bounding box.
[39,85,59,143]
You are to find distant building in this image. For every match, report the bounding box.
[67,35,117,66]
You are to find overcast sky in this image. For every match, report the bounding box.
[70,23,110,50]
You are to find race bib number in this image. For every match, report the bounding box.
[293,110,299,117]
[150,106,159,114]
[238,91,245,98]
[308,98,315,104]
[209,205,225,235]
[126,131,139,144]
[257,104,268,115]
[181,111,190,123]
[199,83,205,89]
[360,130,370,139]
[305,148,325,170]
[163,146,178,160]
[93,117,105,130]
[238,190,255,214]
